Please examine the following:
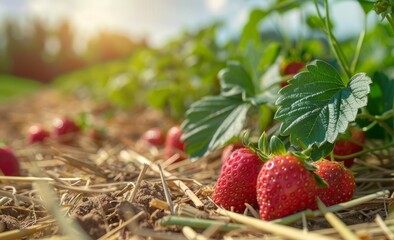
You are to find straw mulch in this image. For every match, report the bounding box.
[0,89,393,240]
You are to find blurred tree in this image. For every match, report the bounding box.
[0,18,146,83]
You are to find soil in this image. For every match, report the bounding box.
[0,89,393,240]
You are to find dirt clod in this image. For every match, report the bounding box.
[0,215,20,232]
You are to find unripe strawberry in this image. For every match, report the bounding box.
[27,125,50,144]
[257,155,318,220]
[165,126,186,161]
[212,148,264,213]
[312,160,355,206]
[141,128,165,146]
[0,146,20,176]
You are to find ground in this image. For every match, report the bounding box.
[0,89,393,239]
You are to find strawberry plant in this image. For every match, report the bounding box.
[182,0,394,163]
[180,0,394,222]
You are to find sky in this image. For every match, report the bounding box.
[0,0,371,48]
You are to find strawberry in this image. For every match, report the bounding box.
[312,160,355,206]
[212,148,264,213]
[165,126,186,161]
[280,61,305,87]
[0,146,20,176]
[328,128,365,168]
[256,155,318,221]
[282,61,305,75]
[221,142,244,164]
[142,128,165,146]
[27,125,50,144]
[52,117,81,143]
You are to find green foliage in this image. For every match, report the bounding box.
[55,25,232,118]
[275,60,372,147]
[182,96,251,159]
[359,71,394,139]
[51,0,394,161]
[0,75,43,103]
[182,62,261,159]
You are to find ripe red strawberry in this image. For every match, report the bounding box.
[142,128,165,146]
[283,61,305,75]
[221,142,244,164]
[212,148,264,213]
[256,155,318,221]
[0,146,20,176]
[52,117,81,143]
[280,61,305,87]
[27,125,50,144]
[312,160,355,206]
[165,126,186,161]
[328,128,365,168]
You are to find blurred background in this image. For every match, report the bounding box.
[0,0,388,118]
[0,0,369,82]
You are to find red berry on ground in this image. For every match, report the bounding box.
[141,128,165,146]
[312,160,355,207]
[0,146,20,176]
[212,148,264,213]
[329,128,365,168]
[27,125,50,144]
[165,126,186,161]
[256,155,318,221]
[52,117,81,143]
[221,142,244,164]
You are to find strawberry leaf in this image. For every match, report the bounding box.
[182,61,273,159]
[219,61,255,99]
[182,96,251,160]
[275,60,372,148]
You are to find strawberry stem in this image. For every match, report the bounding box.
[357,110,394,138]
[333,142,394,160]
[272,189,389,225]
[159,216,245,232]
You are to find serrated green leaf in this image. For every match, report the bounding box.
[219,61,255,99]
[275,60,372,148]
[182,96,252,160]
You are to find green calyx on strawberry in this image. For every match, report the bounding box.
[312,160,356,207]
[255,134,324,220]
